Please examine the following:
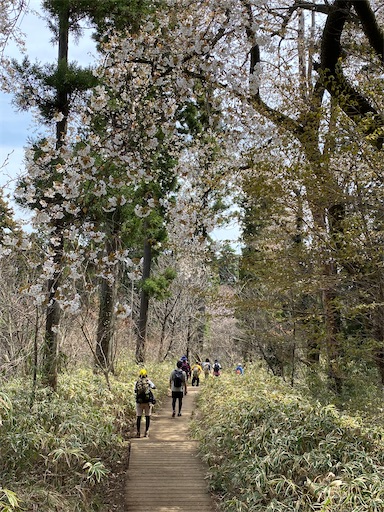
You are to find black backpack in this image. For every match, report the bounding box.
[173,369,183,388]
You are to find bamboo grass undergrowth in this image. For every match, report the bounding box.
[192,368,384,511]
[0,360,171,511]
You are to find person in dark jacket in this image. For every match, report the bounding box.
[169,360,188,417]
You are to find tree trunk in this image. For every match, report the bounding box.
[322,278,343,393]
[247,11,348,391]
[95,278,117,371]
[163,317,176,361]
[195,301,205,356]
[372,281,384,385]
[136,234,152,363]
[157,303,169,360]
[185,315,193,359]
[95,234,119,371]
[42,250,62,390]
[42,7,69,391]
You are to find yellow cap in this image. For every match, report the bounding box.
[139,368,147,377]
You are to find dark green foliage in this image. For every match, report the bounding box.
[11,58,97,122]
[212,243,239,284]
[42,0,160,38]
[141,267,177,300]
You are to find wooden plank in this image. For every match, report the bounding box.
[125,387,218,512]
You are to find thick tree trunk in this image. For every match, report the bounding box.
[247,11,351,391]
[319,0,383,149]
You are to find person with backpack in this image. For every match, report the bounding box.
[191,361,202,386]
[213,359,221,377]
[202,358,211,379]
[134,368,156,438]
[180,356,191,381]
[169,360,188,417]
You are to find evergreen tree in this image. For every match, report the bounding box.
[12,0,155,388]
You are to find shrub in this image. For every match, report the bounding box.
[192,369,384,511]
[0,361,171,511]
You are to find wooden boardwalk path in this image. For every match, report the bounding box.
[125,386,218,512]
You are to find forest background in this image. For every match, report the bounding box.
[0,0,384,510]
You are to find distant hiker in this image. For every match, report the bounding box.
[202,358,211,379]
[134,368,156,438]
[191,361,203,386]
[213,359,221,377]
[170,360,188,417]
[235,363,244,375]
[180,357,191,381]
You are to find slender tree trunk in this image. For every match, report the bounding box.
[322,277,343,393]
[195,301,205,356]
[157,295,179,359]
[185,315,193,359]
[157,304,169,359]
[293,189,321,364]
[136,234,152,363]
[373,281,384,385]
[42,7,69,391]
[95,278,116,371]
[42,247,62,390]
[163,318,176,361]
[95,232,119,371]
[30,308,40,407]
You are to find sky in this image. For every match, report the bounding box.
[0,0,96,221]
[0,0,241,246]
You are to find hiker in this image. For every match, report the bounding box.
[213,359,221,377]
[191,361,203,386]
[180,356,191,381]
[235,363,244,375]
[169,360,188,417]
[134,368,156,438]
[202,358,211,379]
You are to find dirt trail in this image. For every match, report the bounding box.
[125,386,218,511]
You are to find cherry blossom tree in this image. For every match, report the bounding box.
[0,0,26,87]
[11,0,165,386]
[9,0,383,393]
